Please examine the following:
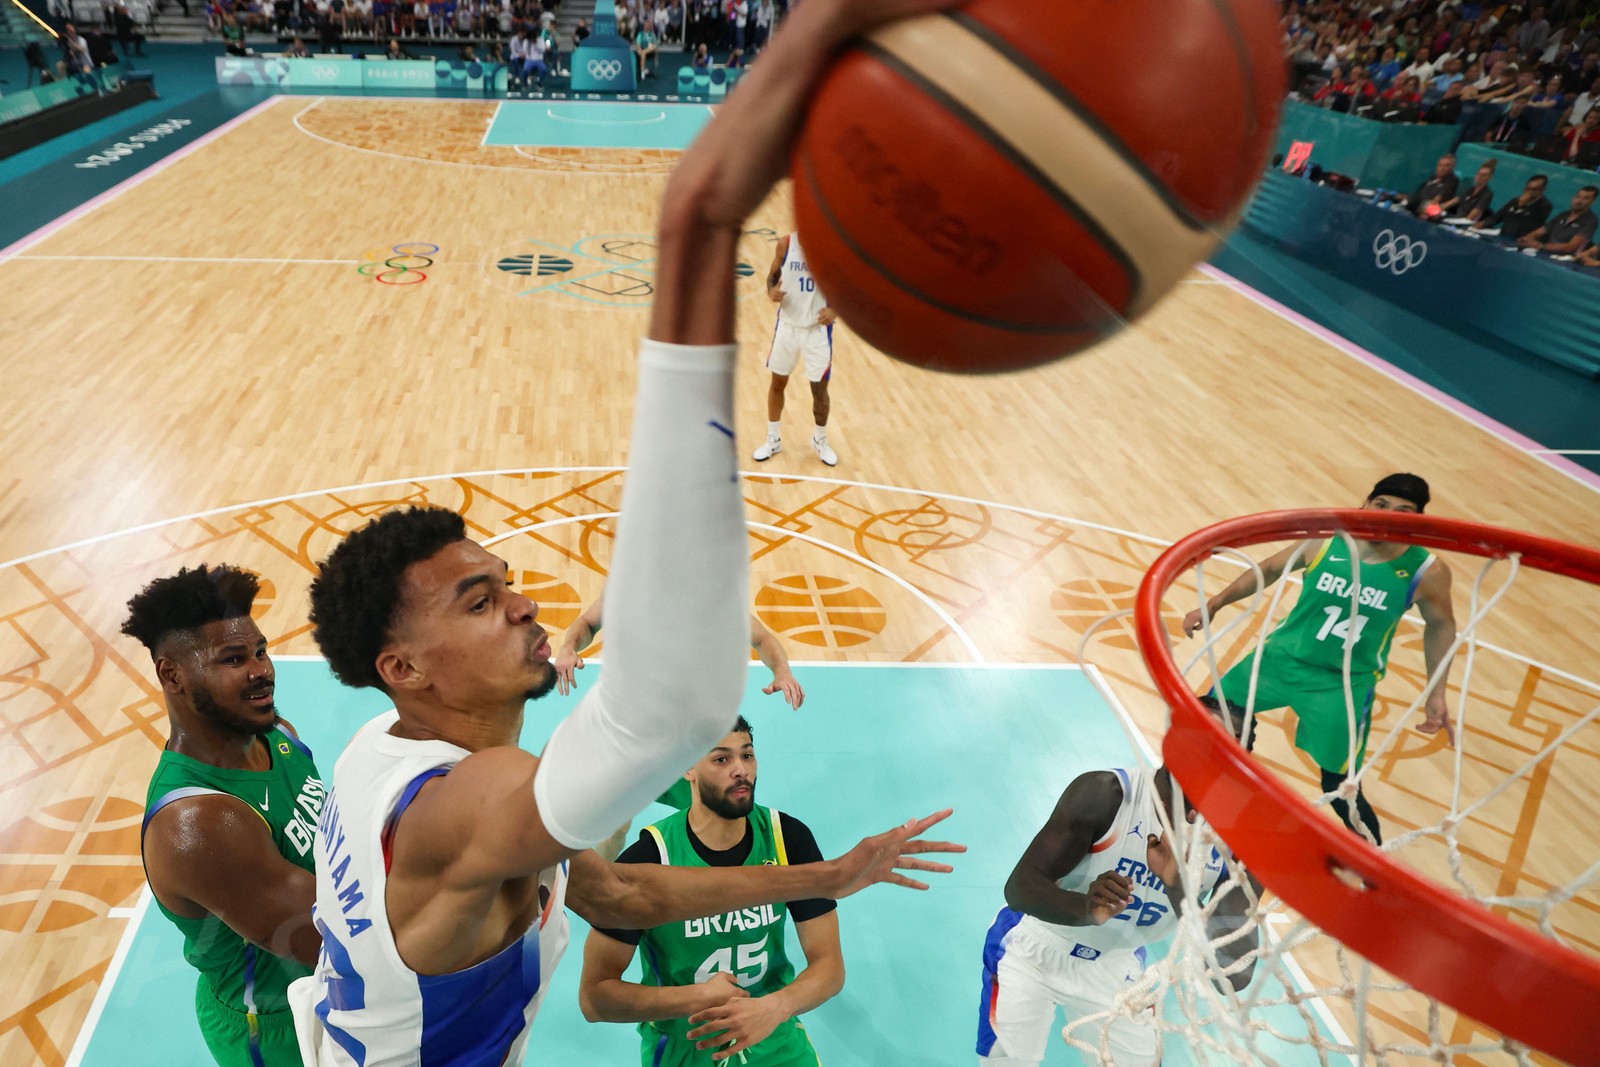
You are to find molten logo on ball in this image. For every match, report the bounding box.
[835,125,1001,279]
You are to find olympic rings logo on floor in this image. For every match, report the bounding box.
[357,243,439,286]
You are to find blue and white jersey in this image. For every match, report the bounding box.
[289,711,570,1067]
[776,235,827,328]
[1021,767,1225,955]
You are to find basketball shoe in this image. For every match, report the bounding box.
[753,435,781,461]
[812,434,837,467]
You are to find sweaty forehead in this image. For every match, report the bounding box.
[196,615,265,652]
[399,539,501,610]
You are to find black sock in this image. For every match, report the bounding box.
[1320,767,1382,846]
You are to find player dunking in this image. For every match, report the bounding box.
[124,565,324,1067]
[752,232,840,467]
[977,766,1255,1066]
[287,2,963,1062]
[1182,474,1458,845]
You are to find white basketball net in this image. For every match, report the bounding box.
[1073,532,1600,1066]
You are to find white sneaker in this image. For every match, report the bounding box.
[752,435,781,461]
[812,434,837,466]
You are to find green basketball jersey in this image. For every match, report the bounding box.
[141,727,325,1017]
[636,806,798,1046]
[1266,540,1433,681]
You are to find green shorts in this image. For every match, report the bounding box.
[641,1019,819,1067]
[1216,649,1376,774]
[195,982,302,1067]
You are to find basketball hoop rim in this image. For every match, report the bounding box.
[1134,508,1600,1067]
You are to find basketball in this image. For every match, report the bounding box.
[791,1,1287,374]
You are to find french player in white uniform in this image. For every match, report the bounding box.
[286,2,965,1064]
[976,767,1256,1065]
[753,232,841,466]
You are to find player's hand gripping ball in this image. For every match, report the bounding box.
[792,0,1286,373]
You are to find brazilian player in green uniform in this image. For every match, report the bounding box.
[579,717,841,1066]
[1181,475,1458,844]
[123,565,325,1067]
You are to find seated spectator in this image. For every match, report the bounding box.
[60,21,94,73]
[1441,159,1496,220]
[1381,74,1424,112]
[459,42,477,61]
[1561,51,1599,95]
[691,41,709,69]
[1428,57,1465,99]
[633,23,658,77]
[508,25,546,86]
[1400,46,1436,85]
[219,11,250,56]
[666,0,683,44]
[1474,174,1552,239]
[283,34,309,55]
[572,16,589,47]
[1485,98,1533,145]
[1529,73,1566,112]
[385,35,415,58]
[1369,44,1402,88]
[1517,186,1598,254]
[1561,75,1600,129]
[1555,109,1600,163]
[1409,153,1460,214]
[726,45,744,68]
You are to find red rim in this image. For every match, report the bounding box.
[1134,509,1600,1066]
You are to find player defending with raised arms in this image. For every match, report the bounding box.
[288,1,962,1062]
[126,565,325,1067]
[977,767,1254,1066]
[580,718,842,1065]
[1182,474,1457,845]
[555,588,805,709]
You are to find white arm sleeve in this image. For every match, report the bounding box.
[533,339,750,850]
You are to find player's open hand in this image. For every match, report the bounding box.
[1085,870,1135,925]
[762,671,804,709]
[553,648,583,696]
[829,809,964,897]
[687,991,785,1060]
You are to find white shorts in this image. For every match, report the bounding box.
[766,317,832,382]
[977,909,1159,1066]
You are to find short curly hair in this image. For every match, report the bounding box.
[120,565,261,656]
[309,506,467,690]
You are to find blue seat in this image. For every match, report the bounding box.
[693,73,711,95]
[677,65,694,92]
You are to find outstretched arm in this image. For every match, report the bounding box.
[554,595,604,696]
[1182,541,1315,637]
[752,616,803,708]
[564,810,961,930]
[1414,560,1457,745]
[1004,771,1131,926]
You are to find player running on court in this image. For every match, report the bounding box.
[579,717,842,1066]
[1182,473,1458,845]
[977,766,1255,1066]
[752,232,840,467]
[125,565,325,1067]
[288,2,963,1062]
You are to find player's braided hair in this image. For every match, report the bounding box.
[309,506,467,690]
[120,565,261,655]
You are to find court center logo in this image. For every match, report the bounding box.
[495,232,768,308]
[358,242,438,285]
[587,58,623,81]
[1372,229,1426,275]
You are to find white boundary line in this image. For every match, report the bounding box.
[479,98,504,146]
[62,887,151,1067]
[3,465,1591,691]
[15,255,356,265]
[0,97,282,265]
[481,511,984,662]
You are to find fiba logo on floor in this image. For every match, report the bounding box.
[1372,229,1427,275]
[587,59,623,81]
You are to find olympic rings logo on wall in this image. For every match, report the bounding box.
[1372,229,1426,275]
[357,242,439,285]
[587,59,623,80]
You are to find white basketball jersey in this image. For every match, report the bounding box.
[777,235,827,328]
[1019,768,1226,955]
[294,710,570,1067]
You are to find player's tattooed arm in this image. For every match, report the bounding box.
[1005,771,1131,926]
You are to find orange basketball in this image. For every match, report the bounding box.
[791,1,1286,374]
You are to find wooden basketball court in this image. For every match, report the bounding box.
[1,95,1596,1065]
